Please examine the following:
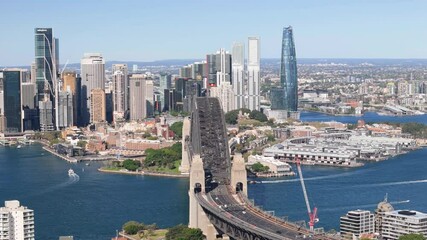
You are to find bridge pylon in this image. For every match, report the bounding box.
[231,153,248,196]
[188,154,218,240]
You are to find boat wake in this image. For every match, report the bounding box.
[320,200,410,213]
[31,174,79,197]
[359,179,427,188]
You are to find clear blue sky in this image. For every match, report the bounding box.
[1,0,426,66]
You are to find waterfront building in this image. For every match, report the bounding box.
[80,53,105,126]
[90,88,106,123]
[248,155,292,175]
[232,42,245,109]
[62,71,80,126]
[129,74,147,121]
[112,71,127,121]
[0,200,35,240]
[0,70,23,133]
[247,37,260,111]
[340,210,375,239]
[57,91,73,128]
[280,26,298,112]
[207,49,231,87]
[381,210,427,239]
[159,73,172,111]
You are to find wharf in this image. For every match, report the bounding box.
[98,168,189,178]
[283,159,363,168]
[42,146,78,163]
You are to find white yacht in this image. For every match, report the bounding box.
[68,169,76,177]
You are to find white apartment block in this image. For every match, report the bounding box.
[340,209,375,239]
[381,210,427,240]
[247,37,260,111]
[0,200,35,240]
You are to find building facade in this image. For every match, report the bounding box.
[112,71,127,121]
[232,42,245,110]
[159,73,171,112]
[0,70,23,133]
[207,49,231,87]
[0,200,35,240]
[247,37,260,111]
[340,210,375,239]
[57,91,73,128]
[129,74,147,121]
[90,88,106,123]
[280,26,298,112]
[80,53,105,125]
[62,71,80,126]
[381,210,427,240]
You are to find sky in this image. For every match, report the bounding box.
[0,0,427,66]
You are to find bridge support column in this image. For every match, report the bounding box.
[221,234,230,240]
[205,224,217,240]
[179,117,191,174]
[189,154,206,229]
[231,153,248,196]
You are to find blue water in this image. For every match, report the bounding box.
[0,145,188,240]
[301,111,427,124]
[1,111,427,238]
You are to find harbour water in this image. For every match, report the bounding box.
[0,111,426,239]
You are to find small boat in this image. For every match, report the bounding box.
[85,162,90,166]
[68,169,76,177]
[17,145,22,149]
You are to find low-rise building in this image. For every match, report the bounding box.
[248,155,292,175]
[381,210,427,240]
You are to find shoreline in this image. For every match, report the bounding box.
[98,168,189,178]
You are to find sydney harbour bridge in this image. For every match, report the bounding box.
[180,97,336,240]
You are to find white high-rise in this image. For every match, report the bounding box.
[129,74,147,121]
[112,64,129,111]
[0,200,35,240]
[112,71,126,121]
[247,37,260,111]
[80,53,105,125]
[232,42,245,109]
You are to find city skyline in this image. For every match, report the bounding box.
[1,0,427,66]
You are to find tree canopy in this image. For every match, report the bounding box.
[170,121,184,139]
[165,224,203,240]
[122,159,141,171]
[123,221,144,235]
[398,233,426,240]
[251,162,270,173]
[144,143,181,169]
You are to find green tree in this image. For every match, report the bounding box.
[123,221,143,235]
[122,159,141,171]
[251,162,269,173]
[225,110,239,124]
[170,121,184,139]
[166,224,203,240]
[398,234,426,240]
[249,110,268,122]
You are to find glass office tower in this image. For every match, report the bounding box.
[280,26,298,112]
[1,70,22,132]
[34,28,56,102]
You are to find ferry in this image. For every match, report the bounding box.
[16,145,22,149]
[68,169,77,177]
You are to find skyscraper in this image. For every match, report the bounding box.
[62,71,79,126]
[0,200,35,240]
[145,79,154,117]
[111,71,127,121]
[280,26,298,112]
[112,64,129,112]
[57,91,73,128]
[34,28,59,130]
[129,74,147,121]
[207,49,231,87]
[232,42,245,109]
[90,88,106,123]
[159,73,171,111]
[247,37,260,111]
[0,70,23,133]
[81,53,105,125]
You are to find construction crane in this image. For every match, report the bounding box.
[295,157,318,232]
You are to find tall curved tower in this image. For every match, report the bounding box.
[280,26,298,112]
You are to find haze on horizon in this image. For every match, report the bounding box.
[0,0,426,66]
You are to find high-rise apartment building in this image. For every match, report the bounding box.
[232,42,245,109]
[81,53,105,125]
[145,79,154,117]
[129,74,147,121]
[112,71,127,121]
[247,37,260,111]
[0,70,23,133]
[280,26,298,112]
[90,88,106,123]
[159,73,171,112]
[0,200,35,240]
[112,64,129,112]
[340,210,375,239]
[210,82,235,113]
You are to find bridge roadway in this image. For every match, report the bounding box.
[197,185,322,240]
